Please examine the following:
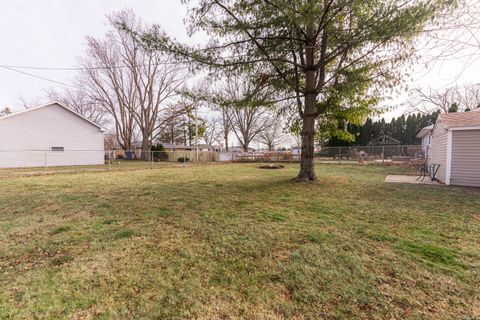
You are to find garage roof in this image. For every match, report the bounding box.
[438,111,480,129]
[0,101,105,132]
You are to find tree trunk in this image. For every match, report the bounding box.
[297,94,316,181]
[140,136,151,161]
[224,134,229,151]
[297,22,318,182]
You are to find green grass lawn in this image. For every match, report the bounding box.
[0,160,185,177]
[0,164,479,319]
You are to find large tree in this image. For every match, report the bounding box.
[142,0,451,180]
[82,10,186,158]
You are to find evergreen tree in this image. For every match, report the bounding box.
[326,109,447,146]
[448,103,459,113]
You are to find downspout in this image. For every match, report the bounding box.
[445,129,452,185]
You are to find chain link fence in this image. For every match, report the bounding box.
[0,145,424,176]
[0,150,235,177]
[315,145,423,163]
[230,145,424,163]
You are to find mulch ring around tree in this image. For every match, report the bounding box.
[258,164,285,169]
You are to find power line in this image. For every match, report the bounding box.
[0,60,190,71]
[0,65,76,88]
[1,20,478,91]
[1,22,479,73]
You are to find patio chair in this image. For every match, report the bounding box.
[417,162,440,182]
[414,159,427,181]
[428,163,441,181]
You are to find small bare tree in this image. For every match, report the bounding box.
[219,75,276,152]
[208,89,233,150]
[257,115,285,151]
[16,96,40,109]
[407,87,457,114]
[408,84,480,114]
[218,106,233,151]
[456,84,480,111]
[154,104,190,145]
[203,116,222,146]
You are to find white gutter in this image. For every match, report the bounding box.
[449,126,480,131]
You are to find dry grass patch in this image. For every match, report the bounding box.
[0,163,479,319]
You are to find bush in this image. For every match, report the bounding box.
[151,144,165,152]
[151,144,168,162]
[177,157,189,163]
[154,152,169,162]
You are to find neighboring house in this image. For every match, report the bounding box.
[193,144,223,152]
[230,146,256,153]
[416,124,434,160]
[291,145,321,155]
[291,146,302,160]
[292,146,301,156]
[0,101,105,168]
[428,112,480,187]
[160,142,192,151]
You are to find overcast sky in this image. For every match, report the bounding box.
[0,0,196,110]
[1,0,479,119]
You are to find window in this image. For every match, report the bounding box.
[51,147,64,152]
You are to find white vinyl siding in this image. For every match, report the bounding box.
[0,103,104,168]
[421,133,432,163]
[450,129,480,187]
[430,121,448,183]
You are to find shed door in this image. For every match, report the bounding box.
[451,129,480,187]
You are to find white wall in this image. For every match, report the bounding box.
[421,134,431,151]
[430,122,448,183]
[421,133,432,162]
[0,103,104,168]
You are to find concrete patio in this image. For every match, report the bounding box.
[385,175,440,185]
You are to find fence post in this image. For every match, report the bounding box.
[338,147,341,164]
[151,150,154,169]
[44,150,48,175]
[108,150,112,172]
[382,146,385,165]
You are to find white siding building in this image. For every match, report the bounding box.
[0,102,105,168]
[426,111,480,187]
[416,124,433,161]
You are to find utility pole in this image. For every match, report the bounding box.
[195,103,199,162]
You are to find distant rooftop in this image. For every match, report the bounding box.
[159,143,191,149]
[416,124,434,138]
